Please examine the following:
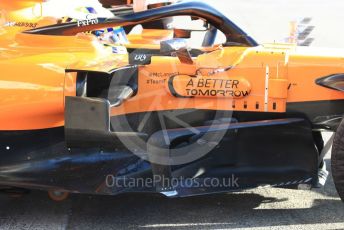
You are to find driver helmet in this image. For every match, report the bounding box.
[51,0,128,53]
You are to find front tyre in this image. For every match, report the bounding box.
[331,119,344,202]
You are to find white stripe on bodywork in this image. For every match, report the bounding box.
[284,50,290,65]
[264,65,270,112]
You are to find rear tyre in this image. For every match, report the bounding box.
[331,119,344,202]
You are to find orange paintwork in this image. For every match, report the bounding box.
[112,45,344,116]
[1,1,344,130]
[0,1,44,11]
[0,23,128,130]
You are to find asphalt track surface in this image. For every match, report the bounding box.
[0,153,342,230]
[1,0,344,229]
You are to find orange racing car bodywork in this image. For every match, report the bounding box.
[1,34,344,130]
[0,0,343,198]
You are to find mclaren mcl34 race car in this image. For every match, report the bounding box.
[1,0,344,202]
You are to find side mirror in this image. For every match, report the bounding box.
[160,38,193,64]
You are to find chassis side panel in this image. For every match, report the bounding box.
[0,110,319,196]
